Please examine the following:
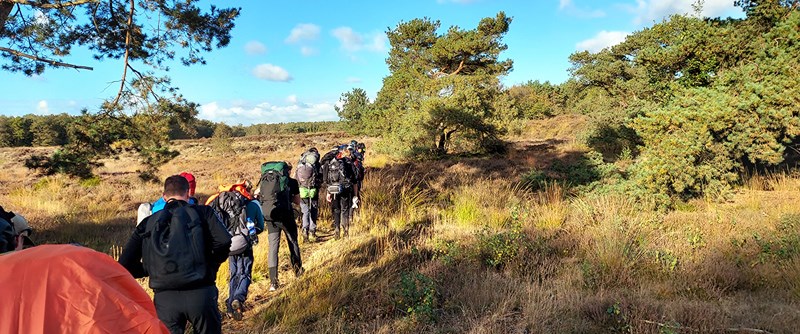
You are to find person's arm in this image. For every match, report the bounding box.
[246,201,265,234]
[118,225,147,278]
[201,206,232,264]
[0,218,14,253]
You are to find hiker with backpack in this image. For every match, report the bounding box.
[296,147,322,242]
[348,142,366,205]
[323,145,360,239]
[137,172,199,225]
[0,205,34,253]
[256,161,305,291]
[205,180,263,321]
[119,175,232,334]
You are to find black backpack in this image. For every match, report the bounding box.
[209,191,251,255]
[326,157,353,193]
[142,205,207,290]
[260,161,293,222]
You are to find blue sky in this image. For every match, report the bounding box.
[1,0,744,125]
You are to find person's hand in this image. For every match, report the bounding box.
[326,193,332,203]
[352,197,359,209]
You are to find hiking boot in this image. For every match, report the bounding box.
[294,265,305,278]
[343,229,349,238]
[230,300,244,321]
[269,282,279,292]
[302,228,308,242]
[334,228,341,240]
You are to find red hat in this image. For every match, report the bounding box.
[179,172,196,197]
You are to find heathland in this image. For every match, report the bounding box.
[2,115,798,333]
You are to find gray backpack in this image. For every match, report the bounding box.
[209,191,251,255]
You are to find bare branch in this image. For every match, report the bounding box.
[6,0,99,9]
[0,46,93,70]
[111,0,134,107]
[430,60,466,79]
[450,60,465,76]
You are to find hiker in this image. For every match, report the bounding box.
[323,145,359,239]
[296,147,322,242]
[205,180,263,321]
[119,175,231,334]
[138,172,199,225]
[256,161,305,291]
[348,142,366,200]
[0,205,34,253]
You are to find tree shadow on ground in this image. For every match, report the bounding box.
[365,138,599,193]
[32,216,134,254]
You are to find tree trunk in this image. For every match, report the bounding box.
[0,2,13,32]
[437,131,447,153]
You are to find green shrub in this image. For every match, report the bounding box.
[393,272,438,322]
[476,209,525,269]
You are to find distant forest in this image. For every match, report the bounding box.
[0,113,345,148]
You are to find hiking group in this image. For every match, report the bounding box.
[116,140,366,334]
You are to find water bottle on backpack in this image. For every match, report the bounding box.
[246,217,258,245]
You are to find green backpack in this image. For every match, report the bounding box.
[259,161,292,222]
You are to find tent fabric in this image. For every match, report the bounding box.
[0,244,168,334]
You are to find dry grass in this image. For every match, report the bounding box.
[3,122,800,333]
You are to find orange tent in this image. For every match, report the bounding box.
[0,244,168,334]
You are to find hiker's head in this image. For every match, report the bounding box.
[309,147,318,153]
[179,172,196,197]
[163,175,190,200]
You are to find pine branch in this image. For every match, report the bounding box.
[110,0,134,107]
[7,0,100,9]
[0,46,93,70]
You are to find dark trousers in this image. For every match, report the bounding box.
[267,220,302,281]
[300,196,319,233]
[227,247,254,311]
[153,286,222,334]
[331,187,353,233]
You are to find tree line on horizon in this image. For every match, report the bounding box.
[0,113,344,148]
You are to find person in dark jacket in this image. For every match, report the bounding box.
[261,163,305,292]
[119,175,232,334]
[324,146,359,239]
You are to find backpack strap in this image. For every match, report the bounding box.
[183,206,201,228]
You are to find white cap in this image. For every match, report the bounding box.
[10,215,30,234]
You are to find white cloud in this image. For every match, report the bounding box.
[576,30,629,53]
[36,100,49,114]
[244,41,267,55]
[198,100,339,125]
[285,23,321,44]
[300,46,317,56]
[286,95,298,104]
[252,64,292,82]
[331,27,387,53]
[630,0,740,25]
[346,77,362,83]
[559,0,571,9]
